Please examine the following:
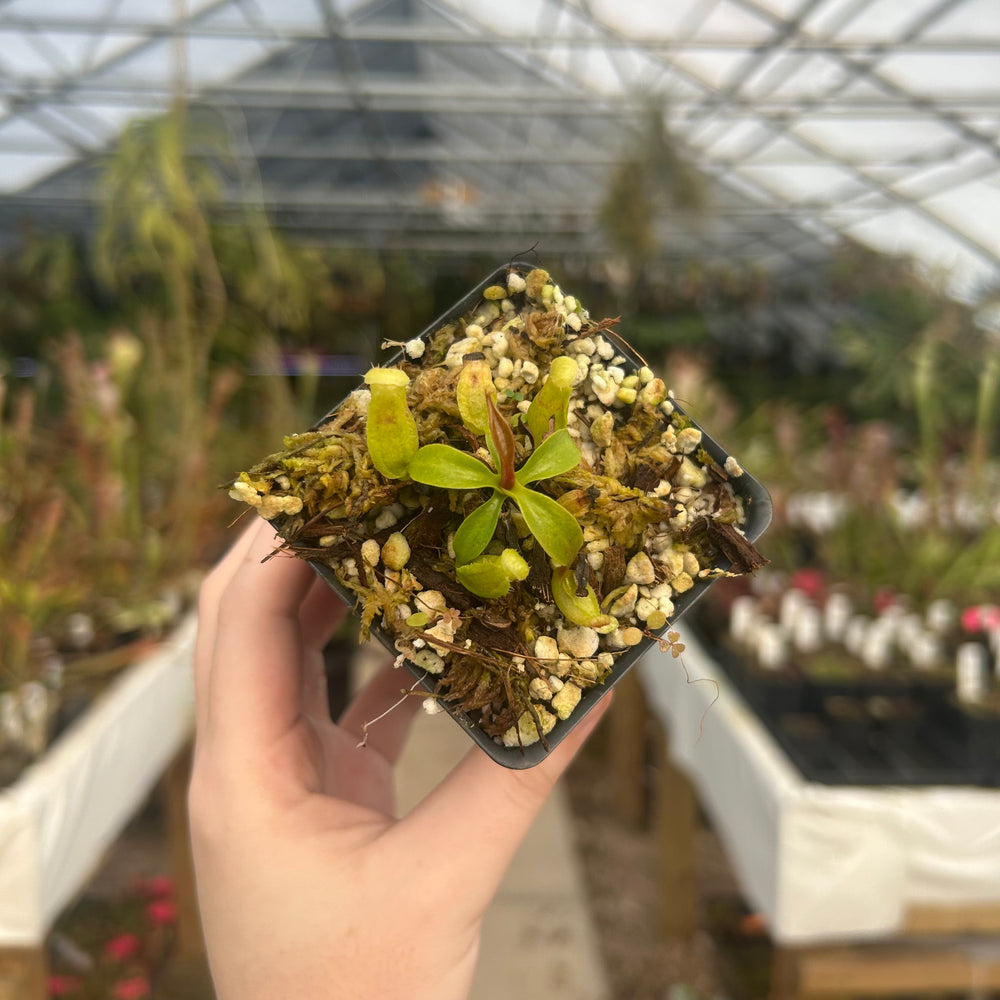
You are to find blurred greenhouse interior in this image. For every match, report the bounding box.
[2,1,1000,998]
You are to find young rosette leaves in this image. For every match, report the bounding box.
[515,428,582,485]
[407,445,497,490]
[510,484,583,567]
[452,492,504,565]
[407,387,585,582]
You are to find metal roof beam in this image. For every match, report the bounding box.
[3,182,824,222]
[12,80,997,113]
[0,0,238,133]
[2,15,996,52]
[569,2,1000,270]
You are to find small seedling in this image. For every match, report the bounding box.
[409,394,583,569]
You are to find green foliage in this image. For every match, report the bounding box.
[408,396,583,576]
[812,505,1000,607]
[0,106,359,689]
[599,100,709,277]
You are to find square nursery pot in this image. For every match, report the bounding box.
[240,261,771,768]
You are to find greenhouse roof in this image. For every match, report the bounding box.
[0,0,998,296]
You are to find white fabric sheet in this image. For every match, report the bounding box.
[0,615,196,946]
[640,630,1000,944]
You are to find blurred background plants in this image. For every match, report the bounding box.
[0,105,439,770]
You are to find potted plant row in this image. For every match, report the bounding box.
[695,569,1000,786]
[229,262,770,766]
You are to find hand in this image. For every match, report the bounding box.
[189,521,611,1000]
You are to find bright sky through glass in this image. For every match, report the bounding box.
[0,0,996,296]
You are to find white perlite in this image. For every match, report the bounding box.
[556,626,600,658]
[625,551,656,585]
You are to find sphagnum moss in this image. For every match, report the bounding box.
[229,266,766,751]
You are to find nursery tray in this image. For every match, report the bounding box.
[694,627,1000,787]
[304,262,772,768]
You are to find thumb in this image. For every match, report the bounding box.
[399,691,612,912]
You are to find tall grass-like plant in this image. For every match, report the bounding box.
[95,110,231,567]
[0,372,80,688]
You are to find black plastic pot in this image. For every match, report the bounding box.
[305,261,772,768]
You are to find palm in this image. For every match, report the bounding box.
[294,646,410,816]
[312,717,397,815]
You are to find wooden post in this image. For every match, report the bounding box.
[651,718,698,940]
[610,670,648,827]
[163,743,204,958]
[770,947,801,1000]
[0,946,46,1000]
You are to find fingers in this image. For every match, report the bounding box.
[193,519,267,737]
[203,527,317,759]
[298,573,350,652]
[337,664,422,765]
[400,690,613,912]
[297,577,349,721]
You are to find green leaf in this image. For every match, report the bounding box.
[485,431,501,478]
[515,429,581,486]
[408,444,498,489]
[456,556,513,599]
[453,492,504,565]
[511,485,583,566]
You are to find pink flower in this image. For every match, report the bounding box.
[103,933,143,962]
[873,587,898,614]
[137,875,174,899]
[46,974,82,997]
[790,568,825,602]
[963,605,1000,633]
[962,606,984,633]
[112,976,151,1000]
[146,898,177,926]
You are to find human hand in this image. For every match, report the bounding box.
[189,520,611,1000]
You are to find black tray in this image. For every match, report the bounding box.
[306,261,772,768]
[695,627,999,786]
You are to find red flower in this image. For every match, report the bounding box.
[873,587,898,614]
[146,898,178,926]
[790,567,825,602]
[103,933,143,962]
[112,976,151,1000]
[137,875,174,899]
[46,974,82,997]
